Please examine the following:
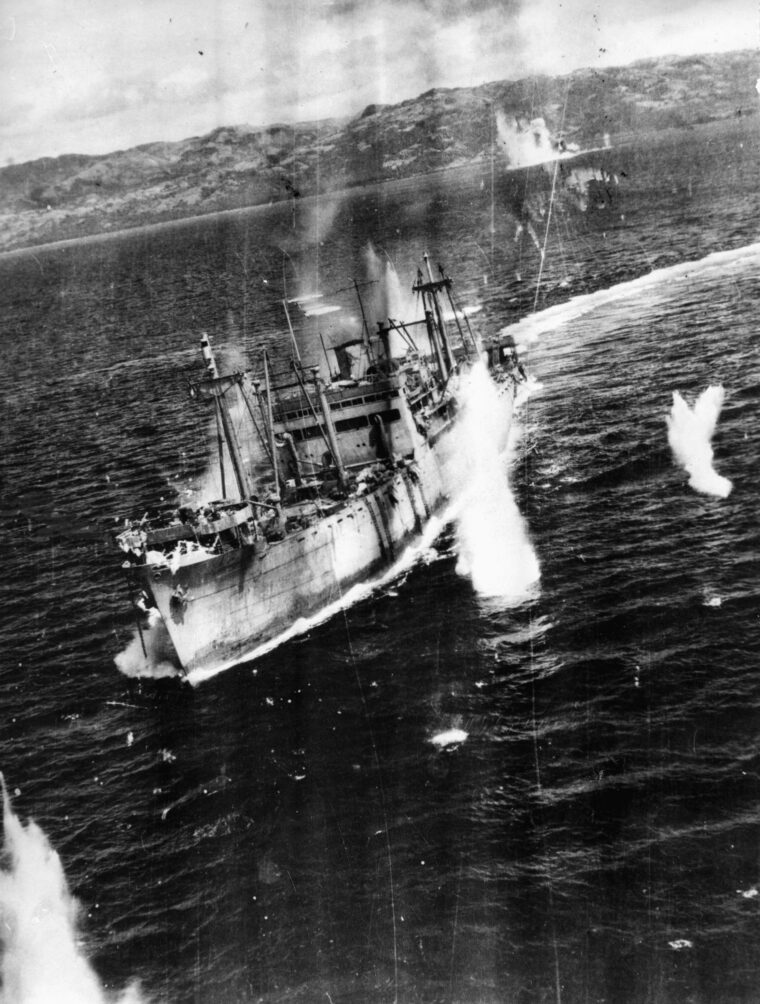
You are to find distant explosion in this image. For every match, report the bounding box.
[495,112,574,170]
[493,108,621,264]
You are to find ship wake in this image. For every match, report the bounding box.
[0,777,144,1003]
[666,386,732,498]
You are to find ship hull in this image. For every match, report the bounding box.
[132,445,453,676]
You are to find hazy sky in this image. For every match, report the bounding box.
[1,0,755,164]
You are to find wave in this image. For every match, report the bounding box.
[570,446,674,491]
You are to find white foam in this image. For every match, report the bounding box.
[0,779,143,1003]
[666,386,732,498]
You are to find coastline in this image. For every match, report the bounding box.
[1,113,752,258]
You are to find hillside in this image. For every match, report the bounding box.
[0,49,756,252]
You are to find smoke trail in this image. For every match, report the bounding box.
[114,609,180,680]
[444,362,540,600]
[666,386,732,498]
[0,779,145,1003]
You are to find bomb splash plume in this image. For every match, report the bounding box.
[666,385,732,498]
[444,361,540,600]
[0,778,144,1003]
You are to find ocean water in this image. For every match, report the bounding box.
[1,115,759,1002]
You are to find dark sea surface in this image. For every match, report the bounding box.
[1,116,759,1003]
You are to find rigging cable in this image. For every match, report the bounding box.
[532,83,571,316]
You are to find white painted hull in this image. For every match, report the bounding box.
[133,448,449,675]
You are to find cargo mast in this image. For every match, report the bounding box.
[200,333,252,501]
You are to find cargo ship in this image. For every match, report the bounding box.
[116,255,525,676]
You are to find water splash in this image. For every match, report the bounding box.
[666,386,732,498]
[114,609,180,680]
[0,778,144,1003]
[444,362,540,601]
